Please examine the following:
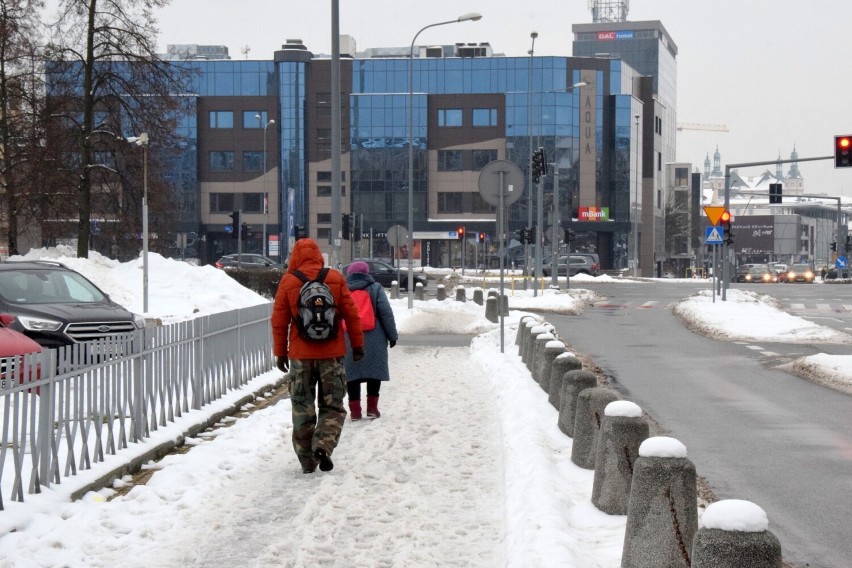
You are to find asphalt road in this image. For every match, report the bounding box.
[544,280,852,568]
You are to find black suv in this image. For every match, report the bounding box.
[0,260,144,349]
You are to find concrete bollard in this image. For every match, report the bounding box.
[487,289,498,299]
[501,293,510,316]
[591,401,650,515]
[548,356,583,408]
[691,500,782,568]
[415,281,425,301]
[524,324,554,366]
[622,437,698,568]
[530,333,556,379]
[570,387,619,468]
[391,281,400,299]
[455,288,467,302]
[557,370,598,435]
[485,296,499,323]
[516,315,537,347]
[537,341,567,393]
[436,284,446,301]
[473,288,484,305]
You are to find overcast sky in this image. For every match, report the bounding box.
[153,0,852,198]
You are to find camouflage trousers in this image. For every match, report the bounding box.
[289,357,347,470]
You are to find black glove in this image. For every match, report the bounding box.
[389,340,396,348]
[353,347,365,361]
[276,356,288,372]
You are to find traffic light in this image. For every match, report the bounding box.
[846,235,851,253]
[294,225,305,240]
[240,222,249,239]
[831,241,837,252]
[229,210,241,239]
[532,148,546,183]
[769,183,782,204]
[457,226,465,240]
[528,226,537,244]
[564,228,576,242]
[342,213,351,240]
[720,210,733,245]
[478,232,485,243]
[835,135,852,168]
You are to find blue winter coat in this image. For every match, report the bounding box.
[343,272,399,382]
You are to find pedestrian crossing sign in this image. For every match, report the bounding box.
[705,226,723,244]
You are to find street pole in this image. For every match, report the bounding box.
[526,32,537,283]
[408,13,482,309]
[331,0,342,268]
[259,116,275,257]
[142,136,148,314]
[633,114,640,277]
[551,170,559,288]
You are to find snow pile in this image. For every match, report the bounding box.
[700,499,770,532]
[639,437,688,459]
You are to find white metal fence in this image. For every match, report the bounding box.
[0,303,273,510]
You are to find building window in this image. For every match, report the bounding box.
[438,150,463,171]
[317,185,346,197]
[210,193,235,213]
[473,149,497,170]
[674,167,689,187]
[210,151,234,171]
[472,108,497,127]
[316,228,331,241]
[242,151,263,172]
[317,128,331,140]
[438,108,463,127]
[316,171,344,182]
[438,192,463,213]
[243,193,264,213]
[316,213,331,224]
[209,111,233,129]
[243,111,268,128]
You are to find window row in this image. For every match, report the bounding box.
[209,110,271,129]
[209,151,267,172]
[437,107,498,127]
[437,191,496,214]
[437,149,498,171]
[209,192,267,213]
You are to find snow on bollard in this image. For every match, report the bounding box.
[691,500,782,568]
[570,387,619,468]
[557,370,598,436]
[436,284,446,301]
[523,324,551,366]
[455,288,466,302]
[622,436,698,568]
[485,295,499,323]
[473,288,484,305]
[516,316,538,348]
[591,401,649,515]
[548,355,583,408]
[537,340,566,392]
[415,281,425,301]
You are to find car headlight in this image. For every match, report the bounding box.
[16,315,63,332]
[133,313,147,329]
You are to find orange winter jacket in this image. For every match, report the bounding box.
[271,238,364,360]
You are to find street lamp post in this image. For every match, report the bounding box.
[526,31,537,286]
[258,115,275,256]
[127,133,149,313]
[407,12,482,308]
[633,113,640,277]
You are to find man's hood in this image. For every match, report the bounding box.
[287,239,325,275]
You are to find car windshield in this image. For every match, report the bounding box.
[748,265,771,273]
[790,264,810,271]
[0,269,106,304]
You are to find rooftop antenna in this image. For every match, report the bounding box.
[240,45,251,59]
[588,0,629,23]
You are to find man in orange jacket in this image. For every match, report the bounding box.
[272,238,364,474]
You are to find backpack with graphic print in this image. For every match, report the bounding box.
[292,268,338,341]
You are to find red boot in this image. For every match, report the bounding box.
[366,395,381,419]
[349,400,362,420]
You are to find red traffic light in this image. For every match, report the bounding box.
[719,210,731,223]
[478,232,485,243]
[457,226,465,239]
[835,135,852,168]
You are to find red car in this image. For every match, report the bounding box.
[0,313,42,388]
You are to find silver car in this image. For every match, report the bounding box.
[542,255,600,277]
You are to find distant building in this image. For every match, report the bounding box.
[163,44,231,60]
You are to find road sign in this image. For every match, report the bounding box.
[478,160,525,207]
[836,256,847,269]
[705,226,723,244]
[385,224,408,247]
[703,206,726,226]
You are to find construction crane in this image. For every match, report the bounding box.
[676,123,729,132]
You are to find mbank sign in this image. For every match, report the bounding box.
[578,207,610,221]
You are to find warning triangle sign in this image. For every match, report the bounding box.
[704,206,726,226]
[707,227,722,242]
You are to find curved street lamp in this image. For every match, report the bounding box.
[126,133,149,313]
[407,12,482,308]
[257,115,276,256]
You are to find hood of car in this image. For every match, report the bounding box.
[6,300,136,322]
[0,326,42,356]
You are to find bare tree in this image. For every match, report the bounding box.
[0,0,46,256]
[45,0,192,258]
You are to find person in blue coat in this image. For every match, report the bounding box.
[343,261,399,419]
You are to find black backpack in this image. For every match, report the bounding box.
[292,268,338,341]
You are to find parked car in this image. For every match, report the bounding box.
[784,264,815,283]
[743,264,778,283]
[0,260,145,349]
[542,255,600,277]
[0,313,42,384]
[341,260,427,290]
[214,254,284,270]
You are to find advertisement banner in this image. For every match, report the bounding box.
[578,207,610,221]
[732,215,774,253]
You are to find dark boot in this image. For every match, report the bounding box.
[366,395,381,419]
[349,400,362,420]
[314,448,334,472]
